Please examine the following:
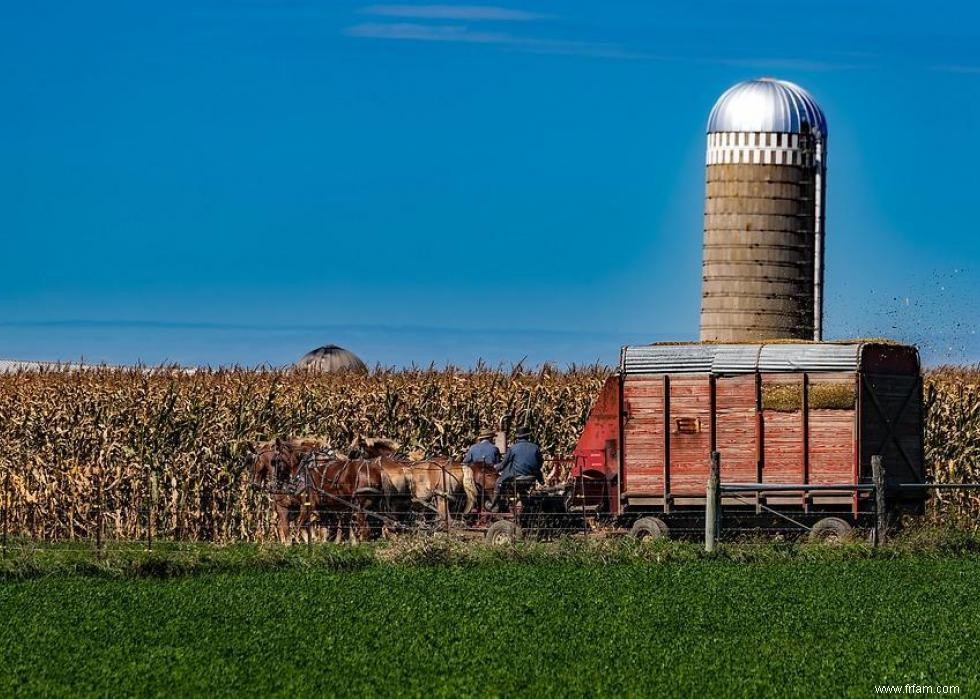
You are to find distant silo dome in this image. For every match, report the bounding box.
[294,345,368,373]
[701,77,828,343]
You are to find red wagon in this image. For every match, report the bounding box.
[566,341,925,539]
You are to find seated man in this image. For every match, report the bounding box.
[463,428,501,466]
[490,426,543,510]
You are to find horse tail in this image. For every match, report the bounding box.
[460,463,478,514]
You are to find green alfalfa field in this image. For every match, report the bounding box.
[2,537,980,697]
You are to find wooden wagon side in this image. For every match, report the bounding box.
[569,341,926,532]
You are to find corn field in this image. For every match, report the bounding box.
[0,366,608,542]
[0,364,978,543]
[923,366,980,525]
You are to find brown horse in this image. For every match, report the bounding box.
[292,453,393,542]
[347,436,401,459]
[248,437,333,542]
[289,454,502,540]
[464,460,502,514]
[253,438,502,542]
[249,435,404,542]
[355,457,502,530]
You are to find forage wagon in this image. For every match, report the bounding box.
[480,340,926,542]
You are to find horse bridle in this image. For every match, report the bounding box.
[251,445,339,496]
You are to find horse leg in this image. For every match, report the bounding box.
[346,512,357,544]
[295,504,313,545]
[358,508,371,541]
[355,507,376,543]
[293,506,303,545]
[336,512,350,544]
[434,496,453,530]
[275,502,291,543]
[361,499,383,540]
[355,510,371,542]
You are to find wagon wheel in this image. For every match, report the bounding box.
[808,517,852,543]
[485,520,521,545]
[629,516,669,540]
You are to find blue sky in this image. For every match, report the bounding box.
[2,1,978,367]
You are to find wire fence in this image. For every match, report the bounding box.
[0,458,584,553]
[2,453,980,556]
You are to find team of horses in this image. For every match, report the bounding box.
[248,436,501,542]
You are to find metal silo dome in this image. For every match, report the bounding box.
[700,77,829,344]
[707,78,827,137]
[294,345,368,373]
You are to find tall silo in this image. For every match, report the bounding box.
[700,78,827,342]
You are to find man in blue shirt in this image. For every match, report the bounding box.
[463,429,501,466]
[490,426,543,510]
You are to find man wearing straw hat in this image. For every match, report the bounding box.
[463,428,501,467]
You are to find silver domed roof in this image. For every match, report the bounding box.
[707,78,827,137]
[295,345,368,373]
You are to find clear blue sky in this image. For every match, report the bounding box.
[2,1,978,367]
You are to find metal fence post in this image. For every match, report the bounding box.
[307,505,314,554]
[705,451,721,553]
[872,454,886,546]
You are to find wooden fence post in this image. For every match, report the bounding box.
[705,451,721,553]
[872,454,886,547]
[146,468,155,551]
[306,497,314,553]
[2,467,9,557]
[95,460,105,558]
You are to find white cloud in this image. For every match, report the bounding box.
[719,56,860,72]
[933,64,980,74]
[360,5,549,21]
[344,22,664,61]
[345,23,863,68]
[345,22,511,43]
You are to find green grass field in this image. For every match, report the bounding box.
[2,550,979,697]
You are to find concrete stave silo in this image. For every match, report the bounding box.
[699,78,827,342]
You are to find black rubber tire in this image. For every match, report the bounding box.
[629,516,669,540]
[485,519,521,545]
[809,517,853,543]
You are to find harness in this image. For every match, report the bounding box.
[256,446,486,530]
[251,445,294,495]
[293,451,405,530]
